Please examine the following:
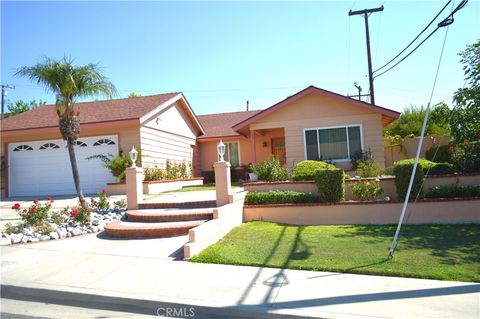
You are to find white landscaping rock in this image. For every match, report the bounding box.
[10,235,22,244]
[49,232,59,240]
[39,235,50,241]
[91,226,98,232]
[21,236,29,243]
[70,228,82,236]
[92,218,100,226]
[97,224,105,231]
[0,238,11,246]
[28,237,39,243]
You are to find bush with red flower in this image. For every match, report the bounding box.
[70,200,93,225]
[13,199,52,226]
[90,189,110,211]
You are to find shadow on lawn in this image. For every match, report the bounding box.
[237,225,311,305]
[333,224,480,265]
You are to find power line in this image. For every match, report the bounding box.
[374,0,468,79]
[374,0,452,74]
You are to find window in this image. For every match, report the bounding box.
[39,143,60,150]
[304,125,362,161]
[221,142,240,167]
[75,141,87,147]
[13,145,33,152]
[93,139,115,146]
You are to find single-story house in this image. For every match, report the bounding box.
[1,85,400,197]
[1,93,204,197]
[196,85,400,175]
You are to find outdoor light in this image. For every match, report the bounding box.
[217,140,226,162]
[129,146,138,167]
[262,141,268,148]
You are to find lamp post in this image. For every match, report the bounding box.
[217,140,226,162]
[129,146,138,168]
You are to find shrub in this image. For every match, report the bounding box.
[13,199,52,227]
[90,189,110,210]
[394,158,454,176]
[451,141,480,173]
[394,161,425,200]
[356,161,382,178]
[425,145,452,163]
[426,184,480,198]
[70,205,92,225]
[4,222,22,235]
[315,168,345,202]
[382,166,394,176]
[144,165,165,181]
[87,152,142,181]
[50,210,67,225]
[245,190,318,205]
[34,223,55,236]
[291,160,336,181]
[251,157,288,182]
[350,149,374,170]
[113,199,127,210]
[351,179,383,201]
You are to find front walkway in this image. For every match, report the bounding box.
[1,238,478,319]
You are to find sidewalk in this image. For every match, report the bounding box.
[1,237,479,319]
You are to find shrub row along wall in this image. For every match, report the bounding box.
[243,173,480,201]
[244,198,480,225]
[107,178,204,195]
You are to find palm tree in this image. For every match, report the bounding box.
[15,56,117,202]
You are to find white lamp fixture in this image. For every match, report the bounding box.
[129,146,138,167]
[217,140,226,162]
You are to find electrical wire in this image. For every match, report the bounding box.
[374,0,467,79]
[374,0,452,74]
[389,1,454,255]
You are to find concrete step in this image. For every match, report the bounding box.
[127,208,214,223]
[139,200,216,209]
[104,220,206,239]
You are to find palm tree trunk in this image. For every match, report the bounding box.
[67,141,85,201]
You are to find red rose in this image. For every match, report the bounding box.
[33,200,39,204]
[46,197,52,201]
[102,189,106,193]
[70,209,79,218]
[31,207,37,213]
[90,198,95,203]
[80,198,86,203]
[11,203,21,210]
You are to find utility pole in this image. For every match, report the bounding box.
[349,6,383,105]
[354,82,362,101]
[1,84,15,118]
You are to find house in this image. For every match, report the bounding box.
[1,85,400,197]
[0,93,204,197]
[197,85,400,175]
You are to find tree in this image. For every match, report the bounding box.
[6,99,46,117]
[451,39,480,143]
[383,103,451,138]
[128,92,141,98]
[15,56,117,201]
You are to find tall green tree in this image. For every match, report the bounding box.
[451,39,480,143]
[15,56,117,201]
[6,99,46,117]
[128,92,142,98]
[383,103,451,138]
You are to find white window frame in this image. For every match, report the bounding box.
[219,141,241,167]
[303,124,364,162]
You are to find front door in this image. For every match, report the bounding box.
[271,138,286,166]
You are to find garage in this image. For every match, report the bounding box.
[8,135,118,197]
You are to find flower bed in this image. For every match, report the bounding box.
[0,190,127,246]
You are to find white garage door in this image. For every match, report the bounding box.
[8,135,119,197]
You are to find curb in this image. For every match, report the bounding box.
[0,284,321,319]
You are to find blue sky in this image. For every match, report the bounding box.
[1,1,479,115]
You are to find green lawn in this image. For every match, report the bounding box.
[191,221,480,282]
[163,183,242,193]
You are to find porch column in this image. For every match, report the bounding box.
[250,130,257,164]
[125,167,143,210]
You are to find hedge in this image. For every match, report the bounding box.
[291,160,336,181]
[425,145,452,163]
[252,157,289,182]
[315,168,345,202]
[394,158,454,176]
[425,184,480,199]
[394,161,425,200]
[245,190,318,205]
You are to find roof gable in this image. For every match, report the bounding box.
[197,110,261,140]
[1,93,187,132]
[232,86,400,131]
